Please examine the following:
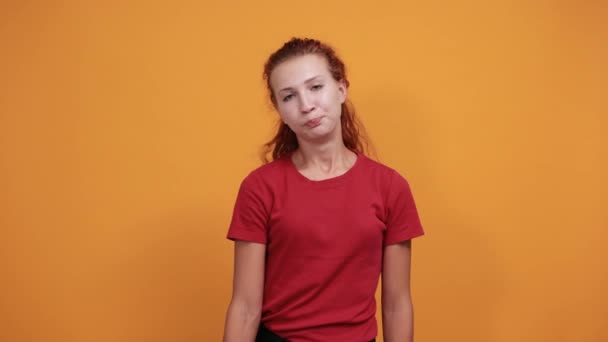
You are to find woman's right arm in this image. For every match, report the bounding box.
[223,240,266,342]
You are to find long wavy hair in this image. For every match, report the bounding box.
[261,37,373,163]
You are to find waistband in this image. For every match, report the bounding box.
[256,324,376,342]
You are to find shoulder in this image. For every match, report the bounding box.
[357,154,418,208]
[358,154,407,186]
[246,157,288,181]
[237,157,289,193]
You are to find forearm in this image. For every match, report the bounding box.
[382,298,414,342]
[223,301,261,342]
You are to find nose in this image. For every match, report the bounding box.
[298,93,315,114]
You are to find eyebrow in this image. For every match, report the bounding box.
[278,75,323,93]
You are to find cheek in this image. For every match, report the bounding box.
[277,105,296,122]
[323,87,342,103]
[323,91,343,112]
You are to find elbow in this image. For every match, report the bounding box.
[382,292,412,315]
[223,300,262,342]
[230,298,262,321]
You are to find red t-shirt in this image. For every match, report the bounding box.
[227,152,424,341]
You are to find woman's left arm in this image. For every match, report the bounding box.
[381,240,414,342]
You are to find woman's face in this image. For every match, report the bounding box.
[269,54,347,144]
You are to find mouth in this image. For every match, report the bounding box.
[305,117,323,128]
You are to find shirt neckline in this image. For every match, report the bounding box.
[283,150,363,187]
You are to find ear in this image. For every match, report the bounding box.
[337,79,347,104]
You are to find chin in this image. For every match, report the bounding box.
[304,127,339,142]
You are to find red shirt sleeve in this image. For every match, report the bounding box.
[383,170,425,246]
[226,172,270,244]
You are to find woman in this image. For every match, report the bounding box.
[223,37,424,342]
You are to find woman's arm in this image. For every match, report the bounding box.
[223,240,266,342]
[382,240,414,342]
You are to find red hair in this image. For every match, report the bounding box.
[261,37,373,163]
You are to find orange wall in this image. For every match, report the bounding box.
[1,1,606,341]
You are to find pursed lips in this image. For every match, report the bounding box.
[305,116,323,127]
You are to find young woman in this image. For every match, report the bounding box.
[223,37,424,342]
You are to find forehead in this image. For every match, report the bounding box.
[270,54,331,91]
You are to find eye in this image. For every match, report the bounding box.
[282,94,294,102]
[311,84,323,91]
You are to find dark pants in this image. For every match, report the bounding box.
[256,324,376,342]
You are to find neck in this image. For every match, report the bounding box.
[292,139,356,174]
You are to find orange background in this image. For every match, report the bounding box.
[1,1,606,341]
